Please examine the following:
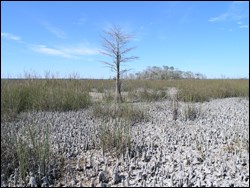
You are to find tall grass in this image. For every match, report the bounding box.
[1,76,248,121]
[15,122,51,186]
[176,79,249,102]
[92,102,149,124]
[183,103,201,121]
[1,78,91,121]
[99,119,131,157]
[124,79,248,102]
[16,136,29,184]
[1,124,20,178]
[127,88,168,102]
[1,121,51,186]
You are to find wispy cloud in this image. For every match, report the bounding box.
[43,22,67,39]
[1,32,22,42]
[31,45,69,57]
[239,25,249,29]
[209,13,230,22]
[62,46,99,56]
[209,1,249,22]
[74,18,87,25]
[30,44,100,58]
[236,19,249,29]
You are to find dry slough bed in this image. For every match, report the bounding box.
[1,97,249,187]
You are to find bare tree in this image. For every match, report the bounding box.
[100,25,138,103]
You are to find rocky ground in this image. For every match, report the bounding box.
[1,97,249,187]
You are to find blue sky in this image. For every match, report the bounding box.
[1,1,249,79]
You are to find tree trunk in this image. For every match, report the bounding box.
[116,77,122,103]
[116,57,122,103]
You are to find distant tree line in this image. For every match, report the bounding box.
[124,65,207,80]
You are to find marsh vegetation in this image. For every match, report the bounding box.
[1,73,249,187]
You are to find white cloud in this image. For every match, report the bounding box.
[239,25,249,28]
[209,13,230,22]
[30,44,100,58]
[43,22,67,39]
[31,45,70,57]
[1,32,22,42]
[236,21,249,29]
[62,46,99,56]
[209,1,249,22]
[236,21,248,29]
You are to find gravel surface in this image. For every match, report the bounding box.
[1,97,249,187]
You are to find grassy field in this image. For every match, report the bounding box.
[1,78,249,122]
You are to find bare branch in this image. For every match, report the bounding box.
[101,37,117,56]
[120,69,132,75]
[120,56,139,63]
[120,47,136,55]
[101,36,116,49]
[100,50,116,58]
[100,61,117,71]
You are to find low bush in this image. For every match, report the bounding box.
[92,102,149,124]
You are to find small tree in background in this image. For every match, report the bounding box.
[100,24,138,103]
